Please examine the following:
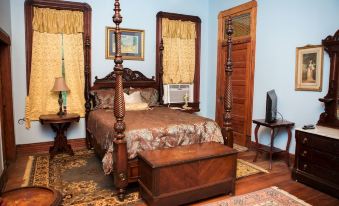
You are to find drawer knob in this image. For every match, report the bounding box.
[303,164,308,170]
[119,172,127,181]
[301,150,308,157]
[302,137,308,144]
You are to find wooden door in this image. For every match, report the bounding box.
[215,1,257,146]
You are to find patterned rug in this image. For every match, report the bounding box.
[202,186,311,206]
[22,150,268,205]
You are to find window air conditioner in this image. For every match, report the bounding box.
[163,84,194,104]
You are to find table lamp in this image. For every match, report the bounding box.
[51,77,70,116]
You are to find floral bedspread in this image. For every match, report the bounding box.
[87,107,224,174]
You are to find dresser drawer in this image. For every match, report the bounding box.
[297,159,339,185]
[297,131,339,155]
[297,147,339,171]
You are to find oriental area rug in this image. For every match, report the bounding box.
[202,186,312,206]
[22,149,268,206]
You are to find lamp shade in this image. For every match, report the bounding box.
[51,77,70,92]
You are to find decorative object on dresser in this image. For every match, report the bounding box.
[1,186,62,206]
[51,77,70,116]
[156,11,201,112]
[138,142,237,206]
[295,45,324,91]
[39,113,80,159]
[252,119,295,170]
[318,29,339,128]
[292,127,339,198]
[106,27,144,60]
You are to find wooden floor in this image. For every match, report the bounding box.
[4,150,339,206]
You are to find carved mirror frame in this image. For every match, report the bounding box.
[318,30,339,128]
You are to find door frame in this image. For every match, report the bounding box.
[216,1,257,145]
[0,28,16,162]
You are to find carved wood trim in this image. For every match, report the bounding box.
[318,29,339,128]
[0,29,16,162]
[156,11,201,111]
[112,0,128,201]
[0,28,10,45]
[91,68,157,90]
[221,18,234,148]
[158,39,164,104]
[97,68,155,82]
[24,0,92,94]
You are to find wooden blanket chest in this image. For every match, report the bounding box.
[138,142,237,206]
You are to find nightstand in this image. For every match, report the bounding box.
[252,119,295,170]
[39,113,80,159]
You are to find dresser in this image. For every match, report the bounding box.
[292,126,339,198]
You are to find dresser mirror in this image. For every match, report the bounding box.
[318,29,339,128]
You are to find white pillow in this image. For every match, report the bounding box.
[124,91,144,104]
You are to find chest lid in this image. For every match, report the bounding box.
[137,142,237,168]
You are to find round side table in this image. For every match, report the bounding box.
[1,186,62,206]
[39,113,80,159]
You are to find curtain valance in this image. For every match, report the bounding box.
[162,18,196,39]
[33,7,83,34]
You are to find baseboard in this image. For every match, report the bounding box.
[16,138,87,156]
[249,141,295,166]
[0,165,8,194]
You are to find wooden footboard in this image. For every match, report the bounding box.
[87,129,140,184]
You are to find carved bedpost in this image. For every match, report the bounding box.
[158,38,164,105]
[221,17,234,148]
[84,35,92,149]
[112,0,128,201]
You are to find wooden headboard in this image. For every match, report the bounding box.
[91,68,157,90]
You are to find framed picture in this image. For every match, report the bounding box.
[295,45,324,91]
[106,27,144,61]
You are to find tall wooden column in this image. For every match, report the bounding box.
[221,18,234,148]
[158,38,164,105]
[112,0,128,201]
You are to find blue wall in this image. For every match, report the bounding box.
[207,0,339,153]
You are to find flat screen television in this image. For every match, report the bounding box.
[265,89,277,123]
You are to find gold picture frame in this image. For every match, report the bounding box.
[105,27,145,61]
[295,45,324,91]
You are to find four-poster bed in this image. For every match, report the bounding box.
[84,0,235,200]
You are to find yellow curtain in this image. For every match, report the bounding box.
[25,31,62,128]
[63,33,85,116]
[162,18,196,84]
[25,7,85,128]
[33,7,83,34]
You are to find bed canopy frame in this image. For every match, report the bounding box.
[84,0,234,200]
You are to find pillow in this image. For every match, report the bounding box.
[90,89,115,109]
[129,88,159,106]
[124,91,144,104]
[126,102,149,111]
